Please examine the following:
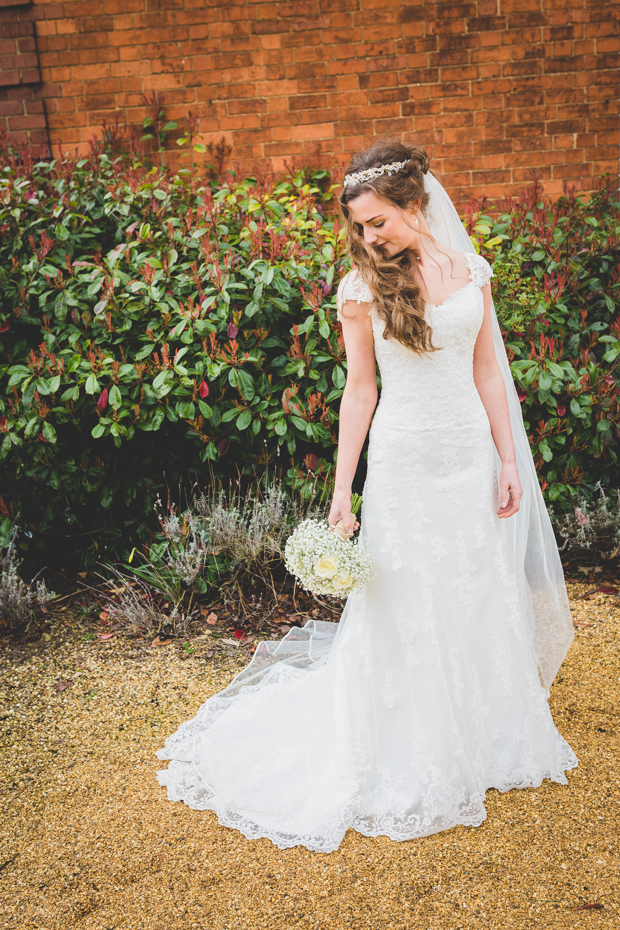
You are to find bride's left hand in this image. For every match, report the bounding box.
[497,462,522,519]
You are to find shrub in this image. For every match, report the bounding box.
[1,140,618,570]
[0,145,346,568]
[102,479,329,634]
[471,179,620,505]
[0,530,55,630]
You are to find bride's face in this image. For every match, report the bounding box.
[347,189,418,257]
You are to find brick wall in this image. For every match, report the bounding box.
[0,1,49,148]
[1,0,618,201]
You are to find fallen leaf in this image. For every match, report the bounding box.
[53,681,72,692]
[220,638,240,647]
[280,625,291,633]
[573,903,604,911]
[575,587,599,600]
[599,585,618,594]
[205,650,214,658]
[151,637,173,647]
[77,572,87,579]
[99,611,110,621]
[206,612,218,625]
[98,633,115,641]
[234,629,247,641]
[41,633,51,642]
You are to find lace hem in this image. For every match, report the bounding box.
[157,746,577,854]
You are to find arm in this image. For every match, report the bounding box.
[328,299,378,535]
[473,283,523,519]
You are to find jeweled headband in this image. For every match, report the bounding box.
[342,160,408,188]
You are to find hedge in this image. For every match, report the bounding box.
[1,141,619,569]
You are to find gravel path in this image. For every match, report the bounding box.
[1,582,618,930]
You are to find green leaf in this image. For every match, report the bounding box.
[153,370,169,390]
[42,421,57,444]
[236,369,255,401]
[91,423,106,439]
[85,373,100,395]
[236,409,252,430]
[332,365,346,389]
[538,370,552,391]
[532,250,546,262]
[109,385,122,408]
[274,418,288,436]
[539,438,553,462]
[61,385,80,402]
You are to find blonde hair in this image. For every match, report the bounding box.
[339,139,438,355]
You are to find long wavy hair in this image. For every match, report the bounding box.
[339,139,438,354]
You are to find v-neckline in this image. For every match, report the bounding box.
[424,253,474,310]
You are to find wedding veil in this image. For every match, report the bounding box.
[423,171,573,689]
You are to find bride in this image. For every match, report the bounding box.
[156,140,577,854]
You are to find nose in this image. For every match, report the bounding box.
[364,227,378,244]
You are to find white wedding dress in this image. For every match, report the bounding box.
[156,249,577,853]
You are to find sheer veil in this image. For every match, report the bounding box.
[423,171,573,689]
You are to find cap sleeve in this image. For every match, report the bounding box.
[336,269,374,322]
[465,252,494,289]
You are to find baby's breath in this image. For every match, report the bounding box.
[284,519,374,599]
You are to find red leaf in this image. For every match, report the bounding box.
[53,681,73,692]
[599,585,618,595]
[517,388,528,403]
[234,629,247,641]
[97,388,108,413]
[205,612,218,625]
[151,636,173,647]
[0,321,10,333]
[99,632,115,641]
[227,322,238,339]
[556,404,566,416]
[217,438,229,455]
[199,380,209,399]
[573,904,603,911]
[36,432,47,443]
[305,453,319,471]
[99,611,110,620]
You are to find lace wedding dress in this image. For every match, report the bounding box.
[156,250,577,853]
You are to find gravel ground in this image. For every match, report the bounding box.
[1,581,618,930]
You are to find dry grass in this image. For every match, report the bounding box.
[0,581,618,930]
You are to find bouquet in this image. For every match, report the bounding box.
[284,497,373,599]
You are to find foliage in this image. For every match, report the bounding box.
[0,142,344,567]
[469,178,620,505]
[1,136,619,571]
[102,479,329,633]
[550,484,620,572]
[0,529,55,630]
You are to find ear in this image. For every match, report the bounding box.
[408,197,422,214]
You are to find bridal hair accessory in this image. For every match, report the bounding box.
[343,160,408,187]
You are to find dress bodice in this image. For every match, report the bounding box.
[336,252,494,432]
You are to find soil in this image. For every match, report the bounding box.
[0,581,618,930]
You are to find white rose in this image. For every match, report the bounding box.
[314,555,338,578]
[332,573,352,589]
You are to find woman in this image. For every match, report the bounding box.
[157,140,577,853]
